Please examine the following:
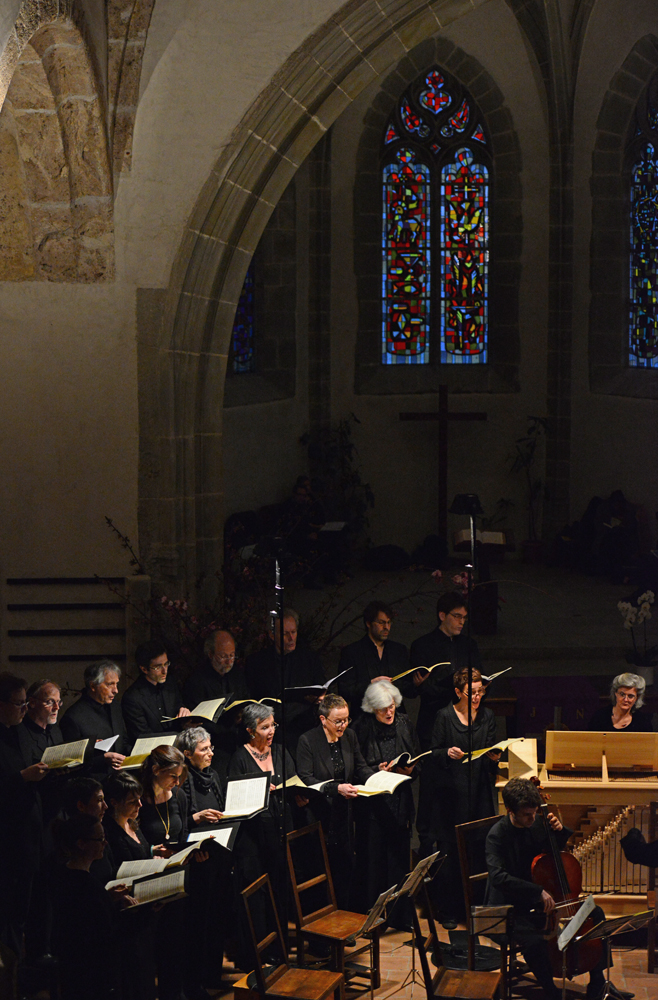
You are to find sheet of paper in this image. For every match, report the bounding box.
[274,775,306,790]
[166,843,200,867]
[356,771,410,794]
[222,774,269,817]
[41,739,89,768]
[133,869,186,905]
[191,698,225,720]
[308,781,331,792]
[95,735,119,752]
[106,876,138,890]
[132,734,177,755]
[116,858,166,879]
[461,737,524,762]
[187,827,235,849]
[558,894,596,951]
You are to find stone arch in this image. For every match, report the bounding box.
[352,38,522,395]
[0,7,113,281]
[139,0,509,591]
[589,34,658,398]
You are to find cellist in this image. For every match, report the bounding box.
[484,779,632,1000]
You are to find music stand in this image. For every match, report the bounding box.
[382,853,446,1000]
[572,910,654,1000]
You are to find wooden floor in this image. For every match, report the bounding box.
[209,920,657,1000]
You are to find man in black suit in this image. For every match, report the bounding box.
[337,601,409,719]
[407,591,482,749]
[121,640,190,744]
[184,630,251,779]
[245,608,325,752]
[60,660,130,764]
[18,680,65,764]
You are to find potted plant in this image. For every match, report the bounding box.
[509,417,547,563]
[618,590,658,685]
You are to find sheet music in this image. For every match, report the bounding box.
[133,869,186,905]
[222,774,269,817]
[131,735,177,755]
[116,858,166,879]
[41,739,88,768]
[558,894,595,951]
[187,827,235,848]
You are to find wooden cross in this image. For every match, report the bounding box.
[399,384,487,545]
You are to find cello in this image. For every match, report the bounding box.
[530,800,603,979]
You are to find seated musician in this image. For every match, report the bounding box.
[587,672,652,732]
[485,778,632,1000]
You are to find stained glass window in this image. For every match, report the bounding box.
[440,149,488,363]
[381,66,490,366]
[629,85,658,368]
[231,260,255,373]
[382,149,431,364]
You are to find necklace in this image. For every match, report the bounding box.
[248,743,270,762]
[156,799,171,840]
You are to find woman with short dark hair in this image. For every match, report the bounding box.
[422,667,500,928]
[297,693,377,908]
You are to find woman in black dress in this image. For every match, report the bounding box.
[296,693,377,909]
[176,726,231,987]
[229,703,296,968]
[424,668,500,926]
[587,672,653,731]
[175,726,225,825]
[138,745,189,848]
[50,813,128,1000]
[352,680,418,926]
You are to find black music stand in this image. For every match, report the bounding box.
[382,852,446,1000]
[571,910,654,1000]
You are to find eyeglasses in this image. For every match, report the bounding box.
[198,745,215,753]
[150,662,170,671]
[448,612,468,622]
[328,717,351,728]
[85,835,107,843]
[41,698,62,708]
[8,700,28,708]
[214,653,235,661]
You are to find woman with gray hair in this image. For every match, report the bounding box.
[175,726,225,826]
[228,702,298,969]
[352,680,420,926]
[588,671,653,731]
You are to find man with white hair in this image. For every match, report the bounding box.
[17,679,64,764]
[60,660,129,764]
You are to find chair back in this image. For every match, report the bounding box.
[241,873,288,995]
[455,814,504,969]
[286,822,338,928]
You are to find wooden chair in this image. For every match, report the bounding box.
[286,823,383,995]
[411,880,502,1000]
[235,873,344,1000]
[455,815,515,999]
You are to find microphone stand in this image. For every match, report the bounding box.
[273,559,289,940]
[466,517,475,820]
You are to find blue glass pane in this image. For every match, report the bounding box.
[629,143,658,368]
[232,261,255,374]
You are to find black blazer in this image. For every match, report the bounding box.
[15,719,64,765]
[121,673,183,744]
[296,725,375,799]
[337,635,409,717]
[60,691,130,756]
